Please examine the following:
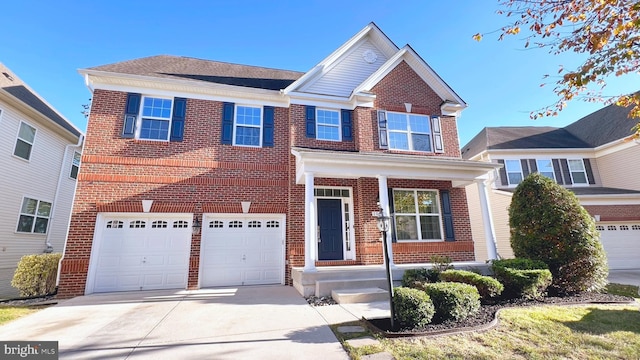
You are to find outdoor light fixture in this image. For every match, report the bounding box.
[374,203,396,329]
[192,215,201,235]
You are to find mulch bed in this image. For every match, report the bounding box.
[366,292,635,337]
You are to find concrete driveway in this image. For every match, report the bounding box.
[0,286,349,360]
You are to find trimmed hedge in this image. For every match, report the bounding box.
[11,253,62,297]
[401,268,439,287]
[393,287,435,329]
[492,258,552,300]
[418,282,480,322]
[440,269,504,300]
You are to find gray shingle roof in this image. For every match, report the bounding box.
[0,63,82,138]
[564,102,636,147]
[89,55,304,91]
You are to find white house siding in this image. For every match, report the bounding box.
[0,101,80,298]
[466,184,514,262]
[597,145,640,191]
[302,40,388,97]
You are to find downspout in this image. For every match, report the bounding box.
[46,134,84,252]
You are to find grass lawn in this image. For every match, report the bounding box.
[336,284,640,360]
[0,306,40,325]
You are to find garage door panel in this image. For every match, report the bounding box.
[598,223,640,270]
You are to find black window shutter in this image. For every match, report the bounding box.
[377,110,388,149]
[170,97,186,142]
[521,159,530,177]
[221,102,234,145]
[263,106,275,147]
[387,188,396,243]
[497,159,508,186]
[528,159,538,173]
[305,106,316,138]
[441,190,455,241]
[341,109,353,141]
[122,93,141,138]
[552,159,564,184]
[560,159,573,185]
[583,158,596,184]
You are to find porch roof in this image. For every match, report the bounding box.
[291,147,501,187]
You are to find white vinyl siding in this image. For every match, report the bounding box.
[303,40,388,97]
[0,98,81,298]
[597,145,640,191]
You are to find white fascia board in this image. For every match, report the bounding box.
[289,91,376,109]
[486,148,596,158]
[81,70,290,108]
[594,137,639,157]
[292,148,500,186]
[578,194,640,206]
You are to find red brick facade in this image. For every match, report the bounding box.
[583,205,640,222]
[58,60,476,298]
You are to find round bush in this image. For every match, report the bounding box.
[393,287,435,329]
[419,282,480,322]
[401,268,439,287]
[440,269,504,300]
[509,173,608,294]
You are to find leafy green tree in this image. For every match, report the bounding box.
[508,173,608,294]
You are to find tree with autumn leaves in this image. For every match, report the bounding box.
[474,0,640,137]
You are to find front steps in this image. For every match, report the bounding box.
[331,287,389,304]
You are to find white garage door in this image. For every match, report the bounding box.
[91,214,192,293]
[200,214,285,287]
[597,223,640,270]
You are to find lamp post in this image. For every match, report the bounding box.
[375,204,396,329]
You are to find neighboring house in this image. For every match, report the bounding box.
[0,63,84,298]
[462,102,640,270]
[58,23,501,298]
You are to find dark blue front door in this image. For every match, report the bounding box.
[317,199,343,260]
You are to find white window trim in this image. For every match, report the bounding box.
[15,196,52,235]
[13,121,37,162]
[386,111,433,153]
[69,151,81,180]
[535,159,556,182]
[393,188,444,242]
[504,159,524,186]
[316,108,342,142]
[232,104,263,148]
[313,186,355,260]
[567,158,589,186]
[136,96,174,142]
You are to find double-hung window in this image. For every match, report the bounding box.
[386,112,432,152]
[139,97,173,141]
[536,159,555,180]
[70,151,81,179]
[234,105,262,147]
[393,189,442,241]
[504,160,523,185]
[17,197,52,234]
[568,159,588,184]
[14,122,36,160]
[316,109,340,141]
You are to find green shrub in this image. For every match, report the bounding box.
[393,287,435,329]
[509,173,608,294]
[402,268,439,287]
[492,258,552,300]
[418,282,480,322]
[430,255,454,272]
[440,269,504,300]
[11,253,62,297]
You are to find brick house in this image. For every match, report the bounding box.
[462,101,640,270]
[58,23,499,298]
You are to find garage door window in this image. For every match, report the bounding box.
[152,221,168,228]
[267,221,280,228]
[174,221,189,228]
[130,220,146,228]
[229,221,242,228]
[106,220,123,229]
[210,221,223,228]
[248,221,261,228]
[634,225,640,230]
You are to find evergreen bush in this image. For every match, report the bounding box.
[11,253,62,297]
[440,269,504,300]
[393,287,435,329]
[418,282,480,322]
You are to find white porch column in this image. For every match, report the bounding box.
[303,172,317,271]
[476,179,498,260]
[377,175,395,266]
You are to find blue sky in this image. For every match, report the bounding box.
[2,0,637,146]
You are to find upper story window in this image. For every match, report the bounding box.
[504,160,523,185]
[70,151,81,179]
[387,112,432,152]
[316,109,341,141]
[568,159,588,184]
[234,105,262,147]
[536,159,555,180]
[14,122,36,160]
[393,189,442,241]
[139,97,173,141]
[17,197,51,234]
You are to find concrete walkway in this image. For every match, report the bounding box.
[0,286,349,360]
[608,269,640,287]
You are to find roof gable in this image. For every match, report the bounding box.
[564,102,637,147]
